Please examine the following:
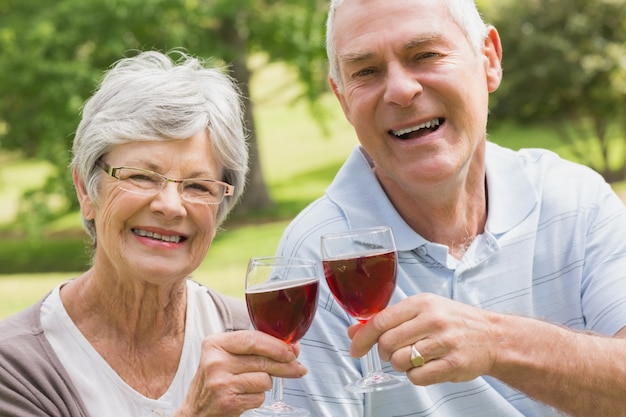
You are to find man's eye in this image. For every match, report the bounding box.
[353,68,376,78]
[416,52,440,60]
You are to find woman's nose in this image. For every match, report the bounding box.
[150,181,187,218]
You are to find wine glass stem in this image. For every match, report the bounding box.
[270,376,284,404]
[365,344,383,377]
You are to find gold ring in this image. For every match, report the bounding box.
[410,345,425,367]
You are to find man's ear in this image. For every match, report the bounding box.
[73,168,96,220]
[484,26,503,93]
[330,77,353,125]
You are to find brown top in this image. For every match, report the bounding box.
[0,283,249,417]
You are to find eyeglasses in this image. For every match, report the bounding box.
[97,160,234,205]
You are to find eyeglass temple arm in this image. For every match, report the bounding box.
[97,159,118,177]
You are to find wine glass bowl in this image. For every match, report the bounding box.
[246,270,319,345]
[322,248,396,323]
[243,256,319,417]
[320,226,410,393]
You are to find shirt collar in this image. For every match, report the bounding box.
[326,142,538,250]
[326,146,427,251]
[484,142,538,235]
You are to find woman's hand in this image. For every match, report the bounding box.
[176,330,307,417]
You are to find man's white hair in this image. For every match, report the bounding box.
[326,0,490,92]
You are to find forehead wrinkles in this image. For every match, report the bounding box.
[334,20,389,71]
[333,0,452,61]
[338,32,445,65]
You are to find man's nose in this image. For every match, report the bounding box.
[383,62,424,107]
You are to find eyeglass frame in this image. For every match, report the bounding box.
[96,159,234,205]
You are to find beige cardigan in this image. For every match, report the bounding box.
[0,285,250,417]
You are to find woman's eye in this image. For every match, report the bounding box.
[186,182,210,192]
[128,174,157,182]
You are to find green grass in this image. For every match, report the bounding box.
[0,237,89,273]
[0,274,71,319]
[488,123,563,151]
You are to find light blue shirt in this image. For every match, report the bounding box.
[276,142,626,417]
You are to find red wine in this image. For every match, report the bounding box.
[323,250,396,323]
[246,278,319,344]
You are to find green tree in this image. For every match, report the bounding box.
[489,0,626,181]
[0,0,329,234]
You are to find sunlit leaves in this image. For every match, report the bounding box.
[489,0,626,180]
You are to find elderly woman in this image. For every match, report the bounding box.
[0,50,306,417]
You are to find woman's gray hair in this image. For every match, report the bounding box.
[71,50,249,245]
[326,0,490,92]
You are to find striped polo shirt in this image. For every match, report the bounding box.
[276,142,626,417]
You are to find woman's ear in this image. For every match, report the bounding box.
[73,168,96,220]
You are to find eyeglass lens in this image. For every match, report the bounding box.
[116,168,226,203]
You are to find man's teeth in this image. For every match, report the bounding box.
[392,118,441,136]
[134,229,182,243]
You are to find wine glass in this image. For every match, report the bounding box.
[320,226,410,393]
[243,256,319,417]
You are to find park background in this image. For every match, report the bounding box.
[1,0,626,318]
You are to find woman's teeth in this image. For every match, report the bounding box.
[133,229,182,243]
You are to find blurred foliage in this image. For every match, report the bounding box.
[0,237,89,274]
[0,0,329,236]
[2,0,626,240]
[489,0,626,181]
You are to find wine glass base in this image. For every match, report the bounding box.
[242,401,311,416]
[345,371,411,393]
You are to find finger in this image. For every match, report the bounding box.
[237,355,308,379]
[376,317,427,361]
[387,341,432,372]
[406,358,460,386]
[182,390,267,417]
[292,341,301,357]
[199,344,308,379]
[388,328,455,371]
[235,393,268,416]
[183,367,270,415]
[203,333,309,377]
[233,371,274,394]
[350,297,425,357]
[348,312,398,358]
[204,330,298,363]
[389,345,421,372]
[402,343,483,386]
[347,323,364,340]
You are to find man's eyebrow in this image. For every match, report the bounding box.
[337,51,374,66]
[337,33,445,65]
[403,33,444,50]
